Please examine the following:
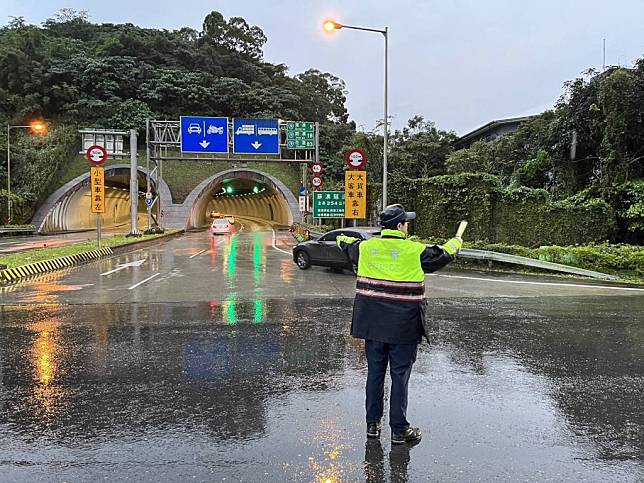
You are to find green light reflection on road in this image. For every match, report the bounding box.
[253,299,265,324]
[223,295,238,325]
[253,232,263,284]
[224,234,237,285]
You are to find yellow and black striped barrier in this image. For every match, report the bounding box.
[0,247,113,284]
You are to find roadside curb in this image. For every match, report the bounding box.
[0,230,185,285]
[110,229,185,254]
[0,247,113,284]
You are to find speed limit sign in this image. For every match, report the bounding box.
[311,175,323,190]
[311,162,323,174]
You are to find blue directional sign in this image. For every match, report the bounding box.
[233,118,280,155]
[180,116,229,154]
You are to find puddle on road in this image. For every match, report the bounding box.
[0,297,642,481]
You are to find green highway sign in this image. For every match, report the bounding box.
[313,191,345,218]
[287,121,314,149]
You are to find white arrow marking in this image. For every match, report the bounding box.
[128,272,160,290]
[251,141,262,150]
[101,259,146,276]
[199,140,210,149]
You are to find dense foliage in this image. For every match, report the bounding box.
[0,10,355,222]
[390,173,616,247]
[440,64,644,243]
[1,9,642,248]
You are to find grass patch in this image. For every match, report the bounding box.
[413,236,644,282]
[0,230,181,269]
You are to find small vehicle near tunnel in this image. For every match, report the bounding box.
[292,228,380,271]
[223,214,235,225]
[211,218,232,235]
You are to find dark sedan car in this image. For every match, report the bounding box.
[292,227,380,270]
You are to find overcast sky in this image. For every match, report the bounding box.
[4,0,644,135]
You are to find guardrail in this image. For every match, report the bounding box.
[458,248,617,281]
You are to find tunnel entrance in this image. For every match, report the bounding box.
[34,165,168,234]
[186,169,299,229]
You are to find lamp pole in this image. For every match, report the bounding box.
[323,21,389,208]
[6,125,11,224]
[6,122,47,224]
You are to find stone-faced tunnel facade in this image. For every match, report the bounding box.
[33,167,300,233]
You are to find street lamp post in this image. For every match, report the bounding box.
[5,122,46,224]
[323,20,389,208]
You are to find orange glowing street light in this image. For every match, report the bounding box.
[323,19,341,32]
[5,120,49,223]
[30,121,47,134]
[320,18,390,208]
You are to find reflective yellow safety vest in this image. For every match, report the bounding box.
[356,229,425,303]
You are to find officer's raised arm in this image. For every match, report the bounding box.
[336,234,361,266]
[419,236,462,273]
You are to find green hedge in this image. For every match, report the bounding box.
[463,242,644,279]
[390,173,616,246]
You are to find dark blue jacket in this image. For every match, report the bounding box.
[338,230,453,344]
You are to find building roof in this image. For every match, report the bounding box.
[454,116,534,148]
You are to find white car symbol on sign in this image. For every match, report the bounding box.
[188,123,201,135]
[349,152,363,166]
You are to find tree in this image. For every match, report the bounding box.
[446,141,493,174]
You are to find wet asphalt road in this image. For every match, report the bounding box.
[1,223,643,481]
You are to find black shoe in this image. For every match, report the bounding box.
[367,422,382,438]
[391,427,421,445]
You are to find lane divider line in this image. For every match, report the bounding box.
[434,274,644,292]
[128,273,160,290]
[271,228,291,255]
[189,249,206,259]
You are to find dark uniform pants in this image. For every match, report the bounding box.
[365,340,418,433]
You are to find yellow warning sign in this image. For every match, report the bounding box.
[90,166,105,213]
[345,170,367,219]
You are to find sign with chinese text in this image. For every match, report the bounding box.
[287,121,314,149]
[313,191,345,218]
[345,171,367,219]
[90,166,105,213]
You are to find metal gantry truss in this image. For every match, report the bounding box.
[146,119,321,228]
[146,119,319,163]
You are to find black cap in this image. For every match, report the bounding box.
[379,204,416,229]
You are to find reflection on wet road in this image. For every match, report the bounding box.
[1,228,643,481]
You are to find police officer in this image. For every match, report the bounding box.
[337,204,462,445]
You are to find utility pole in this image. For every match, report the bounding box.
[128,129,141,236]
[602,38,606,71]
[6,125,10,225]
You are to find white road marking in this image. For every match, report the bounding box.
[434,274,644,292]
[271,228,291,255]
[101,259,146,276]
[128,273,160,290]
[189,249,206,259]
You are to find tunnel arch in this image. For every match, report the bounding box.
[32,165,172,233]
[184,168,300,229]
